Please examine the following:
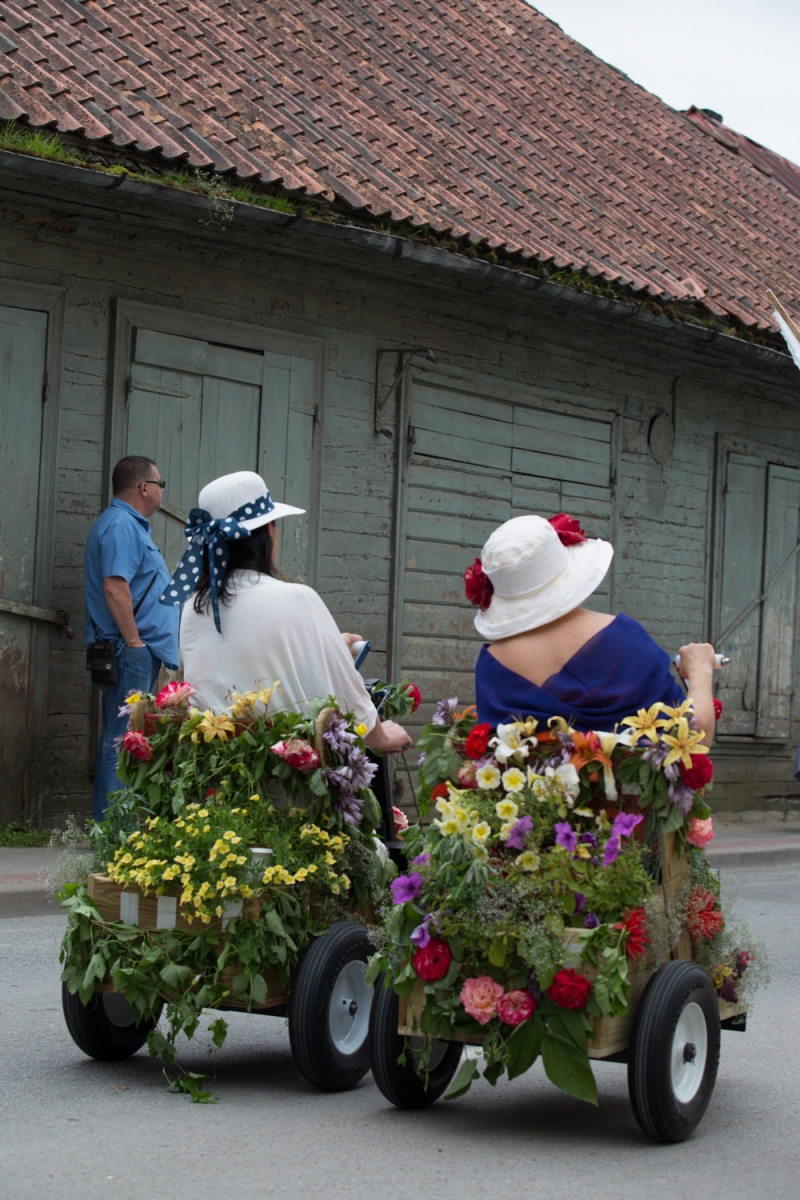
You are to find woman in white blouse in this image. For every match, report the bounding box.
[164,471,412,754]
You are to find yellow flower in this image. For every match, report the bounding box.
[472,844,488,862]
[470,821,491,846]
[307,864,318,873]
[436,817,461,837]
[515,850,541,872]
[249,794,261,803]
[236,855,247,866]
[495,798,519,821]
[203,825,210,833]
[215,906,223,917]
[120,852,133,864]
[190,710,236,744]
[660,698,695,723]
[325,851,335,865]
[452,806,471,832]
[240,885,253,898]
[501,767,526,794]
[476,764,502,790]
[331,884,341,895]
[514,717,539,739]
[661,718,709,769]
[294,868,309,881]
[223,876,237,889]
[434,796,454,818]
[355,723,368,737]
[228,682,281,717]
[621,704,670,744]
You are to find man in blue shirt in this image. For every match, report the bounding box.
[84,455,180,818]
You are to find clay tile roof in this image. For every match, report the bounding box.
[1,0,799,330]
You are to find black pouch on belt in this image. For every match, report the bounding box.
[86,639,119,687]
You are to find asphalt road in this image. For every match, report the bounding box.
[1,864,798,1200]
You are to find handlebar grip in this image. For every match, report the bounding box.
[673,653,729,670]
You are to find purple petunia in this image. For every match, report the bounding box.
[581,832,598,848]
[584,912,600,929]
[505,814,533,850]
[411,851,430,866]
[613,812,644,839]
[573,891,586,913]
[555,822,578,853]
[603,833,620,866]
[410,914,432,948]
[391,872,425,905]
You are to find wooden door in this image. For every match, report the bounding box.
[399,364,614,730]
[125,329,318,583]
[0,305,48,823]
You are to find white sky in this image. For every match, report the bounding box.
[533,1,800,167]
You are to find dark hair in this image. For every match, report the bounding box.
[193,522,277,615]
[112,455,156,493]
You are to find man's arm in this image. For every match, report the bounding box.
[103,577,145,647]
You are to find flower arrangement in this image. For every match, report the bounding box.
[61,685,395,1100]
[367,699,758,1105]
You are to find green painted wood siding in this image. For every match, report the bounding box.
[0,304,47,821]
[126,329,317,582]
[400,364,613,728]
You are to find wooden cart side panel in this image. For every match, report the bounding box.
[87,873,260,932]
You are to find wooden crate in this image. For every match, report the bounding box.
[87,873,259,933]
[396,831,731,1058]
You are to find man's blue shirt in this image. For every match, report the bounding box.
[84,499,180,669]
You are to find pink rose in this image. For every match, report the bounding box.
[155,681,196,709]
[271,738,320,772]
[496,989,537,1026]
[460,976,504,1025]
[686,817,714,849]
[122,730,153,762]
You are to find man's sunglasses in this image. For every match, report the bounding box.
[141,479,167,489]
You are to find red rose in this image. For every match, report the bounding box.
[713,698,724,720]
[412,938,453,982]
[464,558,494,610]
[392,805,409,838]
[430,782,450,803]
[685,886,725,941]
[406,682,422,713]
[547,967,592,1010]
[122,730,153,763]
[680,753,714,791]
[615,907,650,960]
[549,513,587,546]
[271,738,320,772]
[464,722,492,760]
[455,762,478,789]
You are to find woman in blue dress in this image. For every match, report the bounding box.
[468,513,718,743]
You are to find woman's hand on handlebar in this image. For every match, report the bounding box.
[341,631,363,652]
[364,719,414,754]
[675,642,718,681]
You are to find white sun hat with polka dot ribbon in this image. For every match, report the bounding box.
[198,471,305,529]
[160,471,304,631]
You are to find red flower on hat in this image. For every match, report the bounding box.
[464,558,494,610]
[549,513,588,545]
[713,698,724,720]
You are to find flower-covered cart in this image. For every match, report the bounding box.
[60,680,411,1099]
[367,700,756,1142]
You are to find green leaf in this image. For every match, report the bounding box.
[307,768,328,797]
[208,1018,228,1050]
[506,1013,545,1081]
[364,954,385,988]
[263,907,286,938]
[483,1058,505,1087]
[159,962,192,990]
[250,973,268,1005]
[541,1033,598,1105]
[443,1056,478,1100]
[487,939,507,967]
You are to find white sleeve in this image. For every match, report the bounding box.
[296,588,380,731]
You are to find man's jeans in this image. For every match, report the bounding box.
[93,645,161,821]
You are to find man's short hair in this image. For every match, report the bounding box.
[112,455,156,494]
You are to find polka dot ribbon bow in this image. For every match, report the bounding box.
[159,492,275,632]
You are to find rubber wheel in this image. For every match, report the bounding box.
[369,975,463,1109]
[628,959,720,1142]
[62,982,161,1061]
[288,921,375,1091]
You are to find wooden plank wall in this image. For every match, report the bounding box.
[0,171,799,821]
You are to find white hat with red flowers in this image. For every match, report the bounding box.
[466,514,613,639]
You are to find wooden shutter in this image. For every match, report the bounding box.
[126,330,317,583]
[756,464,800,738]
[0,305,48,820]
[717,454,767,736]
[400,368,613,723]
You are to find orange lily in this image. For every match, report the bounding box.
[455,704,478,723]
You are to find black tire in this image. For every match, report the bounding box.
[369,975,463,1109]
[628,959,720,1142]
[62,982,161,1061]
[288,921,375,1091]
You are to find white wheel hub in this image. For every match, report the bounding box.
[329,960,371,1056]
[670,1001,708,1104]
[102,992,137,1029]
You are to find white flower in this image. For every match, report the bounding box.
[514,851,541,873]
[501,767,527,793]
[434,817,460,837]
[594,731,634,803]
[499,819,517,841]
[495,798,519,821]
[491,723,532,763]
[554,762,581,801]
[472,844,489,862]
[452,806,471,832]
[476,764,502,790]
[435,797,454,818]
